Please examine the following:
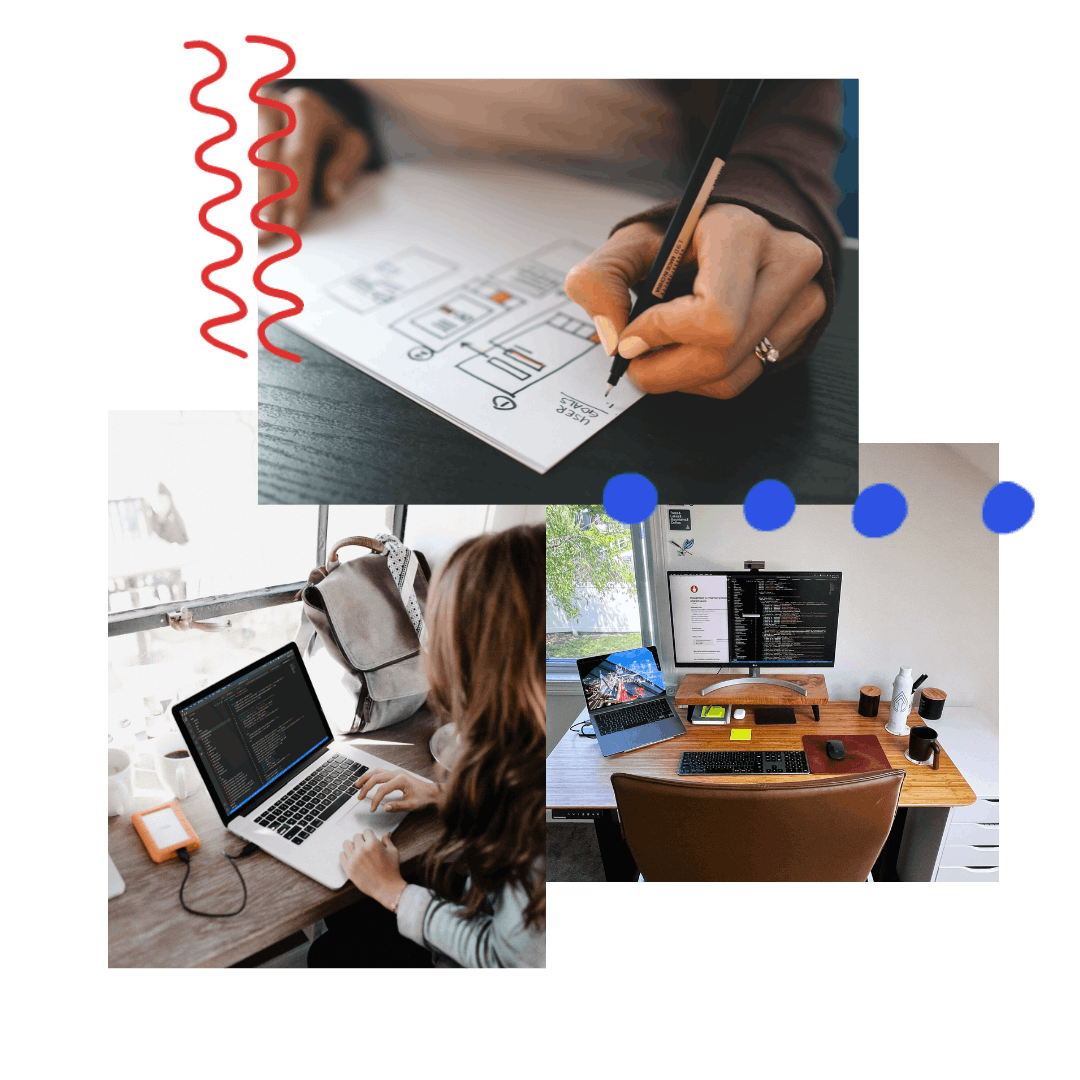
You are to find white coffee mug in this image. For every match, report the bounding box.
[108,747,133,817]
[153,733,198,800]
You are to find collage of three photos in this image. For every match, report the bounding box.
[109,77,1004,971]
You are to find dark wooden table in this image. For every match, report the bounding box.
[259,249,857,504]
[108,707,444,968]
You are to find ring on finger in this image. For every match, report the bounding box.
[754,336,781,371]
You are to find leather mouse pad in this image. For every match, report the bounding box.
[802,734,892,774]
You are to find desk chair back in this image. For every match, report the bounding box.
[610,770,906,881]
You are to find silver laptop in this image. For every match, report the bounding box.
[172,643,421,889]
[576,645,685,756]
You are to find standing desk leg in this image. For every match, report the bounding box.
[593,811,639,882]
[812,705,820,722]
[896,806,950,881]
[871,807,908,881]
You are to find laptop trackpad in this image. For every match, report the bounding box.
[335,792,404,838]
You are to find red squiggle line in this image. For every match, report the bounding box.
[247,35,304,362]
[184,40,248,359]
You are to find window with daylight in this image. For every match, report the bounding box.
[545,505,652,673]
[108,411,535,748]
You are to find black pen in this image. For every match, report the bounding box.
[605,79,762,396]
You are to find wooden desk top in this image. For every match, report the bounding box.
[108,707,444,968]
[546,702,976,810]
[674,673,829,706]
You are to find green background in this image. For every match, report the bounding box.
[14,0,1062,1075]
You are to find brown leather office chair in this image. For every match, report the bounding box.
[610,770,906,881]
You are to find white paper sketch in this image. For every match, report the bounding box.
[260,161,654,472]
[325,248,457,314]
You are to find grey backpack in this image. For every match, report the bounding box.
[299,534,430,732]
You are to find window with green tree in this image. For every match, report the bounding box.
[545,505,643,662]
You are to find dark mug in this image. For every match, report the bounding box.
[907,725,941,770]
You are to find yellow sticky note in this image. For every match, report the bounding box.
[702,706,726,718]
[730,729,751,741]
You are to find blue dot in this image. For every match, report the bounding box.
[852,483,907,537]
[743,480,796,531]
[982,482,1034,533]
[603,473,657,524]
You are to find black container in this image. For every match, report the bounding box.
[918,688,946,721]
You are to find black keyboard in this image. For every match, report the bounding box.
[254,756,369,845]
[678,750,810,775]
[594,698,673,736]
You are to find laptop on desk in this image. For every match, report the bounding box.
[575,645,685,756]
[172,642,423,890]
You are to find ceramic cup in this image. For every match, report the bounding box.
[108,747,133,817]
[153,733,198,800]
[905,725,942,770]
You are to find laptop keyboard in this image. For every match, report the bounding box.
[254,755,369,845]
[594,697,673,736]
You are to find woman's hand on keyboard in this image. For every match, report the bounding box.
[355,769,438,813]
[340,830,405,910]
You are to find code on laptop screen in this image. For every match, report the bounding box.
[176,650,329,816]
[580,647,666,712]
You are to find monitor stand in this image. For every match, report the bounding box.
[698,666,820,722]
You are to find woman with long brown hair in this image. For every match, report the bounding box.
[307,522,545,968]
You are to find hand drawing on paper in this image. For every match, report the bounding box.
[259,160,653,473]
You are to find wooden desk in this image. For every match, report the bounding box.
[547,702,976,810]
[547,702,975,881]
[108,707,444,968]
[258,250,857,505]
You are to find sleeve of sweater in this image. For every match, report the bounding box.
[613,79,846,372]
[395,878,545,968]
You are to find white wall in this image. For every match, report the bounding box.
[546,692,585,758]
[652,445,999,722]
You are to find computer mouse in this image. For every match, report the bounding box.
[826,739,846,761]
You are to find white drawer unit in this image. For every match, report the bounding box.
[933,797,999,881]
[946,820,999,846]
[936,866,999,882]
[949,797,999,824]
[895,709,998,883]
[939,844,1000,868]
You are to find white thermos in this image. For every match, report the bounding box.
[885,666,913,736]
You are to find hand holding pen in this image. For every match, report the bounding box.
[564,81,826,400]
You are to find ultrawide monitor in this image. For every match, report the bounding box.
[667,571,842,668]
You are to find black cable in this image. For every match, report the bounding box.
[572,720,596,738]
[176,843,259,918]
